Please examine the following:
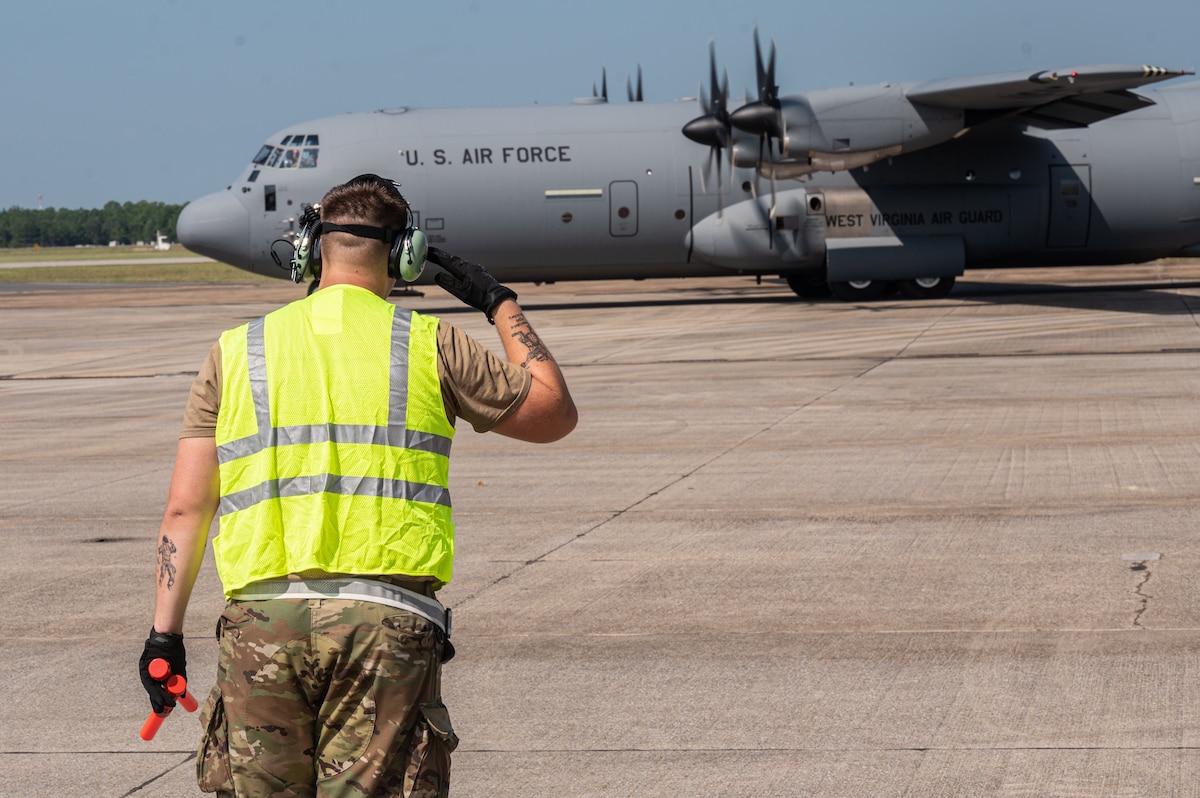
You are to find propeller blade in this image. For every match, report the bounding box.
[753,29,767,97]
[754,135,773,249]
[752,25,778,106]
[755,134,764,198]
[715,142,724,219]
[721,68,730,121]
[709,40,721,109]
[770,162,778,220]
[626,62,644,102]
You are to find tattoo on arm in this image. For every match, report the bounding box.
[157,535,178,590]
[507,312,552,367]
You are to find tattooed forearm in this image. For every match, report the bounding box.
[507,312,552,367]
[157,535,178,589]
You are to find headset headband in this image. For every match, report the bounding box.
[320,222,401,243]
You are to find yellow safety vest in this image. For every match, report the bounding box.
[212,285,455,596]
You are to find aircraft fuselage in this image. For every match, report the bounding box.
[177,82,1200,294]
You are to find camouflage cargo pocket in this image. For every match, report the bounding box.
[404,702,458,798]
[196,685,233,793]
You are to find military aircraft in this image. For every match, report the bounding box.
[176,33,1199,301]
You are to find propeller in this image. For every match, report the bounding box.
[626,63,644,102]
[730,26,784,245]
[731,27,784,146]
[682,41,733,216]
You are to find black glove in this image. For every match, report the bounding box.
[139,628,187,714]
[429,247,517,324]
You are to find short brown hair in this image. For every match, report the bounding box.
[319,175,410,258]
[321,171,410,226]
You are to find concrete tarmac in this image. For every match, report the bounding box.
[4,263,1200,796]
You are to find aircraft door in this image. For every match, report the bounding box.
[251,183,300,267]
[609,180,638,237]
[261,183,305,238]
[1047,165,1092,247]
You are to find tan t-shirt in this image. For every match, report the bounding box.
[180,318,530,438]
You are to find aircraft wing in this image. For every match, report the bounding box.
[695,42,1197,178]
[907,64,1195,128]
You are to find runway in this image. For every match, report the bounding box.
[4,264,1200,796]
[0,256,214,269]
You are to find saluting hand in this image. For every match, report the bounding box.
[428,247,517,324]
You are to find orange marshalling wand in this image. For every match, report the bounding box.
[139,657,197,740]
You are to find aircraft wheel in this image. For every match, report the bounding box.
[828,280,888,302]
[785,272,832,298]
[898,276,955,299]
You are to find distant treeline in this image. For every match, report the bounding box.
[0,201,186,248]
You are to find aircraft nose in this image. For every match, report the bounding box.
[177,190,250,266]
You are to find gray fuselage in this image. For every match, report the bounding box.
[176,83,1200,288]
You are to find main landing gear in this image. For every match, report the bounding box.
[784,273,956,301]
[828,280,888,302]
[896,276,955,299]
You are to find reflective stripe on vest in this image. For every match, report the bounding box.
[216,312,452,514]
[212,286,455,594]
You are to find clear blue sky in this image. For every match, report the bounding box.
[3,0,1197,210]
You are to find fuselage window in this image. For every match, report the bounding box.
[282,148,300,168]
[300,149,319,168]
[248,170,260,183]
[265,185,277,212]
[281,135,296,146]
[306,135,319,146]
[252,145,273,165]
[266,148,283,168]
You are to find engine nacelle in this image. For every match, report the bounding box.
[732,83,964,176]
[686,189,826,269]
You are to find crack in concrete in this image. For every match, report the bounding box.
[119,752,196,796]
[1130,561,1154,629]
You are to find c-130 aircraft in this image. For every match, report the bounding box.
[176,32,1199,301]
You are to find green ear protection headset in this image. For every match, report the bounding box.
[291,173,428,284]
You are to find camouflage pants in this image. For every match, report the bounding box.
[196,598,457,797]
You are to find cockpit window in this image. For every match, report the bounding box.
[253,135,320,170]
